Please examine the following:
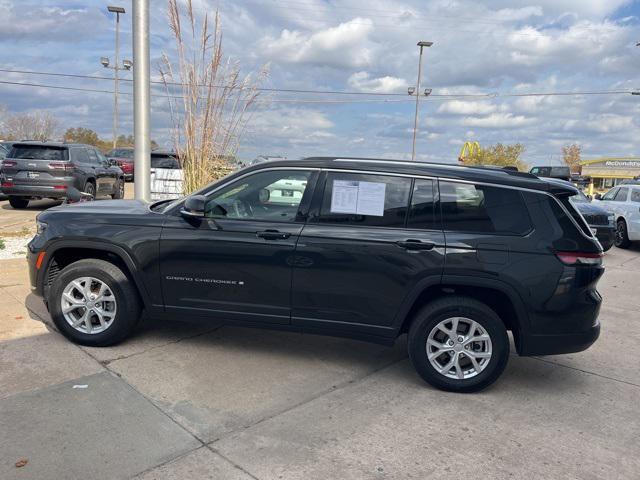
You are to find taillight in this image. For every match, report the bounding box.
[48,162,75,172]
[555,251,603,266]
[2,160,17,168]
[1,181,14,187]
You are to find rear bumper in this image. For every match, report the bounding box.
[519,322,600,356]
[1,182,72,198]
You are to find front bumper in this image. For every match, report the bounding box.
[594,225,615,250]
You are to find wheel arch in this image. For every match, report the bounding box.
[395,276,529,354]
[40,240,150,308]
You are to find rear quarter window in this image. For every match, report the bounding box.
[439,181,532,235]
[9,145,68,161]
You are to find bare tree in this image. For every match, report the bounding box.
[160,0,268,195]
[2,111,60,141]
[562,143,582,173]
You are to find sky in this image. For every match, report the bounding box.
[0,0,639,165]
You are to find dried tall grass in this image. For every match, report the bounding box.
[160,0,267,194]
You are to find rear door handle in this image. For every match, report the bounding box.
[397,239,435,251]
[257,230,291,240]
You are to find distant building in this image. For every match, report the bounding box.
[580,158,640,193]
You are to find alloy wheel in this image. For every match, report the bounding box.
[426,317,493,380]
[60,277,117,334]
[615,222,625,246]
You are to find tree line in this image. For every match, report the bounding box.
[0,108,158,152]
[459,142,582,172]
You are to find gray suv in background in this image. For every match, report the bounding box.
[0,142,125,209]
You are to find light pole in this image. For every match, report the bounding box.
[103,6,127,150]
[411,41,433,161]
[133,0,151,201]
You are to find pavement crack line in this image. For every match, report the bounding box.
[531,356,640,388]
[206,446,262,480]
[89,324,224,366]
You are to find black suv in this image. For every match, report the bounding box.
[1,142,125,208]
[27,158,603,392]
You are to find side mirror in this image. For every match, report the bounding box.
[109,158,117,166]
[181,195,207,218]
[594,193,602,200]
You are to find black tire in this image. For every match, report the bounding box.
[111,178,125,199]
[408,296,509,393]
[614,219,631,249]
[8,196,29,209]
[83,180,96,200]
[47,259,141,346]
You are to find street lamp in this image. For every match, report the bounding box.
[103,5,127,149]
[411,41,433,161]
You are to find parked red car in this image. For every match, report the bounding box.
[106,148,134,181]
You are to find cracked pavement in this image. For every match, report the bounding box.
[1,242,640,478]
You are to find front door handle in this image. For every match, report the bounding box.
[257,230,291,240]
[397,239,435,251]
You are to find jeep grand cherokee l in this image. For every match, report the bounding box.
[1,142,125,208]
[27,157,603,392]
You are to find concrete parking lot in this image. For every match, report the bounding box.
[1,193,639,479]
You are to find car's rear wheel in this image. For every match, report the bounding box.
[408,296,509,393]
[111,179,125,199]
[614,219,631,249]
[48,259,141,346]
[8,196,29,209]
[83,181,96,200]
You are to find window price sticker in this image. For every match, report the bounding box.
[330,180,386,216]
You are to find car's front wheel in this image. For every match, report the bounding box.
[408,296,509,393]
[111,178,125,199]
[614,219,631,249]
[8,196,29,209]
[83,181,96,200]
[48,259,141,346]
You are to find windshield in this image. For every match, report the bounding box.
[569,189,590,204]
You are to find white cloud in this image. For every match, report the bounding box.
[347,72,407,93]
[462,113,535,128]
[260,18,375,68]
[437,101,497,116]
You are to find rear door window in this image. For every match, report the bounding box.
[73,148,90,164]
[87,148,99,164]
[316,172,411,228]
[631,189,640,203]
[9,145,68,161]
[439,181,532,235]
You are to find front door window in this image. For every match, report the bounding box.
[205,170,313,222]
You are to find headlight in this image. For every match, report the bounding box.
[608,214,615,225]
[36,221,48,235]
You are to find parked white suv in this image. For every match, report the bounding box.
[594,184,640,248]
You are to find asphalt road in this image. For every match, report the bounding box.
[0,197,638,479]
